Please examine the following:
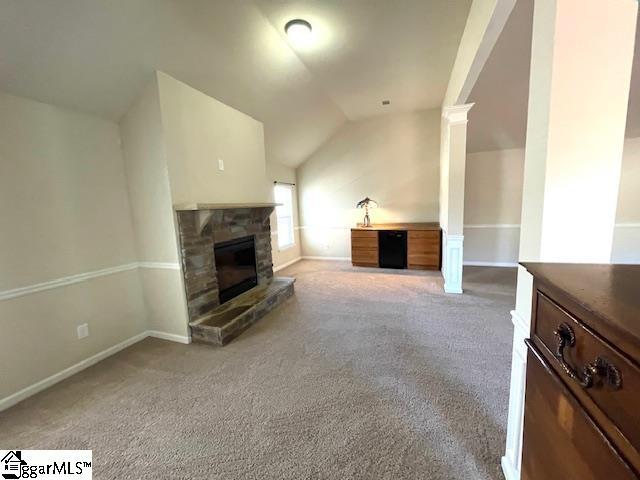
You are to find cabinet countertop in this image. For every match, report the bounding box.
[351,222,440,231]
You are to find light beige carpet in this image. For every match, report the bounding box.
[0,261,516,479]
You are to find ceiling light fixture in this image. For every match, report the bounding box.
[285,19,312,45]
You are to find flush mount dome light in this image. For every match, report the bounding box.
[285,19,312,44]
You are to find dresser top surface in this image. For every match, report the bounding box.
[523,263,640,355]
[351,222,440,231]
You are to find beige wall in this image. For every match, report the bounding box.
[267,162,302,269]
[297,109,441,257]
[0,74,292,404]
[464,148,524,264]
[463,141,640,265]
[465,148,524,224]
[156,72,271,206]
[119,76,179,264]
[616,137,640,223]
[0,91,147,400]
[613,137,640,263]
[0,93,138,287]
[119,75,190,338]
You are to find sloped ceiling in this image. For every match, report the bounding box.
[624,11,640,139]
[466,0,532,153]
[0,0,470,167]
[468,0,640,153]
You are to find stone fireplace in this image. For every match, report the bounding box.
[175,204,294,345]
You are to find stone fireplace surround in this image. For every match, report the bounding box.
[175,203,295,345]
[175,205,276,323]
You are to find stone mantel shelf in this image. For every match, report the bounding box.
[174,202,281,211]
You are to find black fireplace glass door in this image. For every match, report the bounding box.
[214,236,258,304]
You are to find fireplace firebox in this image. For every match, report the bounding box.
[214,235,258,304]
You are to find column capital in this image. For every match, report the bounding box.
[442,103,474,125]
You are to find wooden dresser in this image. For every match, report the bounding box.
[350,223,441,270]
[522,263,640,480]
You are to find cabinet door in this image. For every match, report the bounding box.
[351,230,378,267]
[522,341,637,480]
[407,230,440,270]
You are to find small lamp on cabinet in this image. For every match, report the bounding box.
[356,197,378,227]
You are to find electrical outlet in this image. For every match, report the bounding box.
[217,158,225,171]
[77,323,89,339]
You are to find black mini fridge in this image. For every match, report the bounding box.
[378,230,407,269]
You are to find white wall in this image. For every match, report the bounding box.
[156,72,271,207]
[0,91,147,401]
[118,75,190,338]
[297,109,441,258]
[267,162,302,269]
[463,141,640,265]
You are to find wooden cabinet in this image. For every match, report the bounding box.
[522,342,636,480]
[407,230,440,269]
[351,230,378,267]
[350,223,441,270]
[522,263,640,479]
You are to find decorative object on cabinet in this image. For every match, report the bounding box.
[356,197,378,227]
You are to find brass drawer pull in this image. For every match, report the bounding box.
[553,323,622,390]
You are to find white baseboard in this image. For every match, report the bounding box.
[273,257,302,272]
[464,261,518,268]
[0,329,190,412]
[0,331,147,412]
[301,256,351,261]
[147,330,191,344]
[501,456,519,480]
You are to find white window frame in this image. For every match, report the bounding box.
[274,184,295,251]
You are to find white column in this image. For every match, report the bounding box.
[440,104,473,294]
[502,1,637,479]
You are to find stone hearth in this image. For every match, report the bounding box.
[175,205,294,345]
[190,277,295,345]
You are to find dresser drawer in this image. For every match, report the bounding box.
[408,230,440,241]
[522,340,637,480]
[407,238,439,253]
[533,290,640,459]
[351,229,378,239]
[351,248,378,266]
[351,236,378,249]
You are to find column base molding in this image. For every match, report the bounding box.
[442,233,464,294]
[502,309,530,480]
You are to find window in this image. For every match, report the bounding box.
[274,184,295,250]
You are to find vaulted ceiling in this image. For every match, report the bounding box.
[468,0,640,153]
[0,0,471,166]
